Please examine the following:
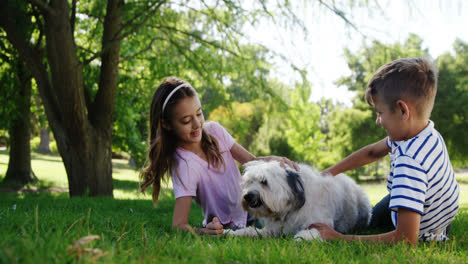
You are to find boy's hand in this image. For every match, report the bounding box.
[308,223,343,240]
[204,217,224,237]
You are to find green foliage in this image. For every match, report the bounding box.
[91,2,278,167]
[432,40,468,167]
[0,130,8,148]
[209,101,265,148]
[225,80,332,168]
[0,35,22,129]
[249,113,298,159]
[284,82,327,166]
[337,34,429,107]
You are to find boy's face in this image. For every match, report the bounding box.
[373,96,405,142]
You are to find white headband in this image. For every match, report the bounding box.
[162,83,192,113]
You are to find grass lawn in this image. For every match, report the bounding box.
[0,150,467,263]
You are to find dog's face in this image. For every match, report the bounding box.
[241,160,305,219]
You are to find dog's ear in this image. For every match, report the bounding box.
[286,170,305,209]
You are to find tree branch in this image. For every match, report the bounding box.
[317,0,364,37]
[70,0,77,40]
[166,34,212,85]
[28,0,55,16]
[82,0,166,66]
[115,0,166,41]
[0,0,63,128]
[119,36,165,62]
[82,49,104,66]
[155,24,242,57]
[31,5,45,51]
[90,0,124,129]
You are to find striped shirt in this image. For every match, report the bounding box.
[387,120,459,241]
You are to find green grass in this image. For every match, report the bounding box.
[0,150,467,263]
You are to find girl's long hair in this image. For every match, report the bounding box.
[140,77,225,204]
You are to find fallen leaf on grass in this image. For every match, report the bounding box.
[68,235,100,249]
[67,235,108,260]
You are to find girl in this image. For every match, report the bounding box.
[140,77,298,236]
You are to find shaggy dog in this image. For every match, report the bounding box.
[225,160,371,241]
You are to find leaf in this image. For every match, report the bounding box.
[66,235,107,260]
[68,235,100,250]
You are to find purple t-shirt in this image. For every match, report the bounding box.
[171,121,247,228]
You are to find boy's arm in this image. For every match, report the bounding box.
[311,208,421,245]
[322,137,390,176]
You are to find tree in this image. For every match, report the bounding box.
[32,93,52,154]
[3,58,38,185]
[0,0,365,196]
[0,13,37,185]
[0,0,123,196]
[0,0,306,196]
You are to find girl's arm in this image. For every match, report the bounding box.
[311,208,421,245]
[230,143,255,165]
[172,196,223,236]
[230,143,300,171]
[322,137,391,176]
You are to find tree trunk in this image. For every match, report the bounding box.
[1,0,122,197]
[37,127,51,154]
[4,60,37,185]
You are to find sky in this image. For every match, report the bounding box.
[244,0,468,106]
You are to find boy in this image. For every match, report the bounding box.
[311,57,459,245]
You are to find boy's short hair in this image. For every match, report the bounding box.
[365,57,438,119]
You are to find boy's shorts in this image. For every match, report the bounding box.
[369,194,394,231]
[370,194,452,235]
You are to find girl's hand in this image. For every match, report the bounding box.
[203,217,224,237]
[258,156,300,171]
[308,223,343,241]
[320,168,333,176]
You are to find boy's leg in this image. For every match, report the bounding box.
[445,224,451,235]
[369,194,394,231]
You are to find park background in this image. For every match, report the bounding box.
[1,0,467,263]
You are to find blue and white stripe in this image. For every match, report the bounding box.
[386,120,459,241]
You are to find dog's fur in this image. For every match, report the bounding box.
[225,160,371,241]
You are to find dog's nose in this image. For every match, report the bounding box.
[244,191,259,204]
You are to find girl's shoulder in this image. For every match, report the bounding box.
[203,120,223,133]
[203,121,234,150]
[203,121,227,139]
[172,152,205,176]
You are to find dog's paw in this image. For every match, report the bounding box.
[294,228,322,242]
